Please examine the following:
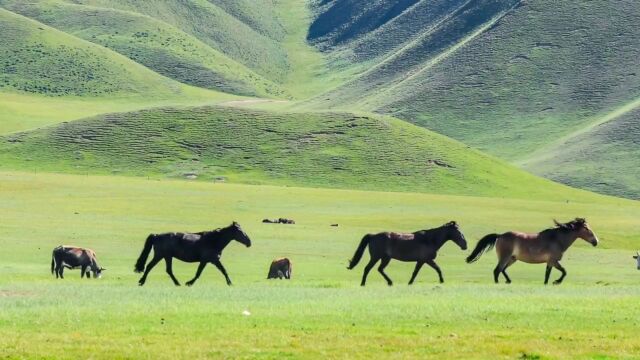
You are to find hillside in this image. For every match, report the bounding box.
[0,0,284,97]
[522,101,640,199]
[0,105,600,200]
[0,8,188,97]
[305,0,640,198]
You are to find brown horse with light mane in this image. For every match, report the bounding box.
[466,218,599,285]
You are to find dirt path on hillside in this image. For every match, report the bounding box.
[220,99,289,107]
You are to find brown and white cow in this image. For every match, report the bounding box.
[267,258,292,279]
[51,245,105,279]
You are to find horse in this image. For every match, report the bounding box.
[267,258,292,279]
[51,245,105,279]
[466,218,599,285]
[347,221,468,286]
[134,222,251,286]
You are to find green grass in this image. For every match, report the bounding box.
[1,171,639,358]
[0,105,613,199]
[0,92,243,135]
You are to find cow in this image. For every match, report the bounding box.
[51,245,105,279]
[267,258,292,279]
[634,251,640,270]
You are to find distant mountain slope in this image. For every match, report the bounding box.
[0,105,593,199]
[306,0,640,198]
[0,0,284,97]
[0,8,190,97]
[523,100,640,199]
[66,0,290,83]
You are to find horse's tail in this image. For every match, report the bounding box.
[134,234,155,273]
[347,234,372,269]
[466,233,499,263]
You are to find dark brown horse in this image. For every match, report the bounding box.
[134,222,251,286]
[347,221,468,286]
[466,218,599,284]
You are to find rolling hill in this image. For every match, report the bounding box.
[1,0,639,199]
[0,105,599,200]
[304,0,640,198]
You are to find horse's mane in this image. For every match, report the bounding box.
[540,218,586,236]
[415,222,454,244]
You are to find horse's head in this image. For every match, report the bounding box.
[444,221,467,250]
[633,251,640,270]
[556,218,598,246]
[231,221,252,248]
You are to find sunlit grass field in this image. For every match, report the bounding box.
[1,171,639,358]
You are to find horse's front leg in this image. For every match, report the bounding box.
[552,262,567,285]
[186,262,207,287]
[544,264,552,285]
[408,262,424,285]
[212,259,232,286]
[426,259,444,283]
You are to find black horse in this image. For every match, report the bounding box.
[134,222,251,286]
[348,221,467,286]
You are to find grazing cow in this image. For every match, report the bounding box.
[634,251,640,270]
[51,245,105,279]
[267,258,292,279]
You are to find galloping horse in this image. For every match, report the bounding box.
[466,218,599,284]
[347,221,468,286]
[134,222,251,286]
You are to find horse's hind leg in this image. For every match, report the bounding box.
[164,257,181,286]
[378,257,393,286]
[501,257,516,284]
[360,257,378,286]
[408,262,424,285]
[426,259,444,283]
[138,255,161,286]
[552,262,567,285]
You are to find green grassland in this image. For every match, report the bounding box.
[0,105,610,199]
[1,171,639,358]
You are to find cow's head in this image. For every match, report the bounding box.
[633,251,640,270]
[94,267,106,279]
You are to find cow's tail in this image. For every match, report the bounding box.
[347,234,372,269]
[51,252,55,275]
[466,234,499,263]
[134,234,155,273]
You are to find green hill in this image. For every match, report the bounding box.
[0,0,284,97]
[304,0,640,198]
[522,98,640,199]
[0,105,599,200]
[0,7,190,97]
[64,0,290,83]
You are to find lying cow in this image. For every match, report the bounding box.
[634,251,640,270]
[262,218,295,225]
[51,245,105,279]
[267,258,292,279]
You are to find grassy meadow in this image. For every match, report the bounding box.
[1,171,639,358]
